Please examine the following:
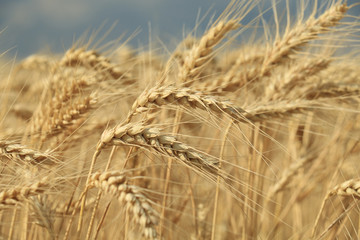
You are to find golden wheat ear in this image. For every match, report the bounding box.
[261,2,347,75]
[1,0,360,239]
[178,20,239,85]
[312,179,360,238]
[60,48,127,79]
[97,122,220,175]
[204,2,348,94]
[0,140,56,164]
[127,85,246,123]
[88,171,159,239]
[0,177,48,206]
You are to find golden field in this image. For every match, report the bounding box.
[0,0,359,239]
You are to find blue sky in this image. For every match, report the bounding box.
[0,0,358,59]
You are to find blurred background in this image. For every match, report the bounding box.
[0,0,358,60]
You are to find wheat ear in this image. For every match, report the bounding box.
[312,178,360,238]
[267,58,331,100]
[0,177,49,206]
[0,140,55,164]
[88,171,158,239]
[27,72,93,139]
[60,48,129,80]
[17,54,55,72]
[179,20,239,84]
[127,85,246,122]
[130,88,322,124]
[200,3,346,94]
[268,155,316,197]
[327,179,360,199]
[304,83,360,100]
[41,94,97,138]
[262,3,347,75]
[98,122,219,174]
[243,99,322,123]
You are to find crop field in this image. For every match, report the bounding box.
[0,0,359,239]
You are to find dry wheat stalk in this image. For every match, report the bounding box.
[0,140,55,164]
[97,122,219,174]
[178,20,239,84]
[268,155,316,197]
[0,177,48,206]
[53,197,96,214]
[127,85,246,122]
[88,171,158,239]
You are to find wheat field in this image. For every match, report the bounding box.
[0,0,360,239]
